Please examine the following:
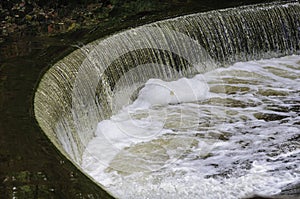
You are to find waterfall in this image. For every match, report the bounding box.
[34,0,300,171]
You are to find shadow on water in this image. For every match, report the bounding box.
[0,0,298,198]
[0,39,114,198]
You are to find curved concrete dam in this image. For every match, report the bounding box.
[34,1,300,198]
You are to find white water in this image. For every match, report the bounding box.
[82,55,300,199]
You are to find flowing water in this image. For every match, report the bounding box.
[82,55,300,199]
[33,1,300,198]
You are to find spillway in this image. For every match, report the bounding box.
[34,1,300,198]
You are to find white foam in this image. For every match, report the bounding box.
[130,75,209,108]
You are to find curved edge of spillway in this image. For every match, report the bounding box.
[34,0,300,197]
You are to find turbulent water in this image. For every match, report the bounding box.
[34,1,300,164]
[82,55,300,199]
